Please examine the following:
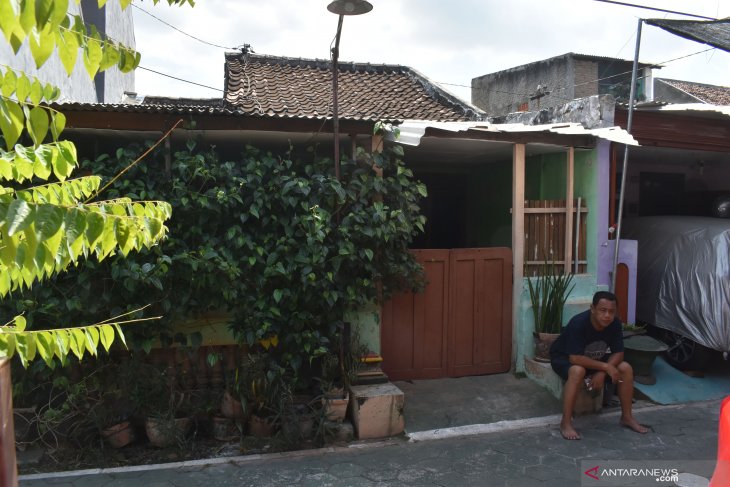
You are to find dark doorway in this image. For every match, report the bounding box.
[639,172,685,216]
[412,173,467,249]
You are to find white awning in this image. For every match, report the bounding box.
[396,120,639,147]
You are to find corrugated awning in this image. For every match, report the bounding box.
[396,120,638,147]
[645,18,730,53]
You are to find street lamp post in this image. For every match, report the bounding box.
[327,0,373,181]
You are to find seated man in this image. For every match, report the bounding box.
[550,291,649,440]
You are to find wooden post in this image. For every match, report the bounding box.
[565,147,575,274]
[0,358,17,486]
[512,143,526,367]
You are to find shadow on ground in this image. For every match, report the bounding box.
[394,373,563,433]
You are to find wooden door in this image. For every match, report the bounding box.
[448,248,512,377]
[381,248,512,380]
[381,250,449,380]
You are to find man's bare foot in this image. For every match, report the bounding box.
[560,423,581,440]
[620,417,649,434]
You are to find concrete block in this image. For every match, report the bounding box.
[349,382,404,439]
[524,357,602,415]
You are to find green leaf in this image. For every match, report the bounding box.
[0,332,15,359]
[84,327,99,356]
[27,106,49,146]
[114,217,130,251]
[0,0,18,43]
[56,28,79,76]
[34,0,54,27]
[1,69,17,98]
[13,315,26,331]
[0,157,11,180]
[99,39,120,72]
[32,143,53,179]
[70,328,86,359]
[36,331,54,366]
[99,325,114,351]
[28,24,54,68]
[5,199,32,236]
[13,146,36,181]
[113,324,127,348]
[29,78,43,105]
[50,111,66,140]
[364,248,374,261]
[49,0,68,29]
[273,289,283,303]
[0,98,24,148]
[85,211,105,248]
[35,203,63,239]
[82,33,102,79]
[15,73,30,101]
[18,0,36,34]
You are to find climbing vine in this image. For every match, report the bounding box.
[1,135,426,370]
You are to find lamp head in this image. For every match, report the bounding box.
[327,0,373,15]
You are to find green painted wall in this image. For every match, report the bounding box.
[515,147,603,374]
[573,149,599,275]
[525,153,567,200]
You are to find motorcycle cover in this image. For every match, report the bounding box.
[622,216,730,354]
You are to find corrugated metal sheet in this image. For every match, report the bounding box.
[396,120,638,147]
[637,103,730,119]
[645,18,730,54]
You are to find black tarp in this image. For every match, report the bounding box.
[645,18,730,53]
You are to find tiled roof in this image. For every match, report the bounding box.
[224,53,484,122]
[656,78,730,105]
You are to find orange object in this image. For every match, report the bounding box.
[710,396,730,486]
[359,352,383,364]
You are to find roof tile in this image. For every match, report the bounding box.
[658,78,730,105]
[224,53,484,122]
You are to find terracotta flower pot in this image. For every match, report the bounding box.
[247,414,274,438]
[323,392,349,422]
[221,390,244,419]
[102,420,136,449]
[211,415,238,441]
[145,416,191,448]
[533,332,560,363]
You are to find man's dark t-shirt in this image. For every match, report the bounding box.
[550,309,624,378]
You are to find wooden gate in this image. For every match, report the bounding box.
[381,248,512,381]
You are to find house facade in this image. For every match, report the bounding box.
[479,50,730,376]
[57,51,636,382]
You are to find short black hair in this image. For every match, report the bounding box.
[592,291,618,307]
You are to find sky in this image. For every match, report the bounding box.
[132,0,730,105]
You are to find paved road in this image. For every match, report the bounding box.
[21,399,722,487]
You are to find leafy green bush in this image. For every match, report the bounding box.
[1,137,426,373]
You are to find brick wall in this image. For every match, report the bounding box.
[574,59,598,99]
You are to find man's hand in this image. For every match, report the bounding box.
[588,371,607,391]
[603,363,620,383]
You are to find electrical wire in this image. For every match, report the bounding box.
[591,0,717,20]
[437,44,718,114]
[138,65,223,92]
[131,3,237,50]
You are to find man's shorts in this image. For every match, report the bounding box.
[550,357,609,382]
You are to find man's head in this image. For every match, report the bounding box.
[590,291,618,330]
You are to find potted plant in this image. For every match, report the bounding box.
[527,260,575,362]
[138,363,193,448]
[317,353,349,422]
[238,353,283,438]
[87,360,139,449]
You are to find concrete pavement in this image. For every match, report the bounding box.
[20,398,722,486]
